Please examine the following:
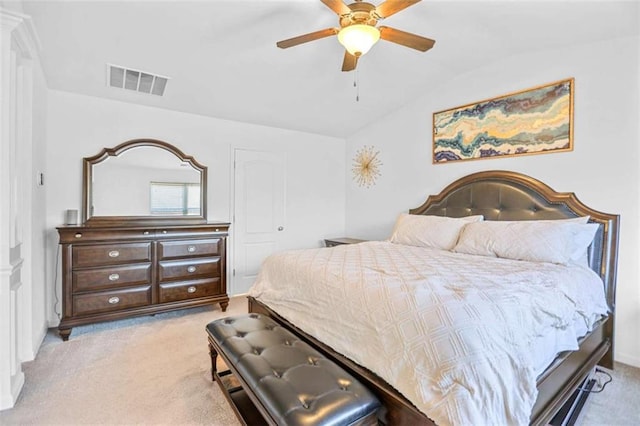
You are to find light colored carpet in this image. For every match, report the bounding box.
[0,297,246,426]
[0,295,638,425]
[581,362,640,425]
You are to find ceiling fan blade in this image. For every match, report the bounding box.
[379,26,435,52]
[320,0,351,16]
[341,51,358,72]
[375,0,421,19]
[276,28,339,49]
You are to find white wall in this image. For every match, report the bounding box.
[45,90,346,324]
[345,36,640,367]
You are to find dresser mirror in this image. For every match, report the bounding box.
[83,139,207,225]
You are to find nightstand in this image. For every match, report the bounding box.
[324,237,367,247]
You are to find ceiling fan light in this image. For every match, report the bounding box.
[337,24,380,57]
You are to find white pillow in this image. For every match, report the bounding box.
[389,214,484,250]
[529,216,592,266]
[453,219,598,265]
[548,216,591,266]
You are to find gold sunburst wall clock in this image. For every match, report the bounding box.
[352,145,382,188]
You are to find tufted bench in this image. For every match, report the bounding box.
[206,313,381,426]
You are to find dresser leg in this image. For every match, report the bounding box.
[59,328,72,341]
[220,301,229,312]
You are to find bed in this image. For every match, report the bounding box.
[247,170,619,425]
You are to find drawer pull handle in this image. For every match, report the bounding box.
[108,296,120,304]
[108,250,120,258]
[108,273,120,281]
[143,231,150,235]
[187,286,197,294]
[187,266,197,273]
[75,233,82,239]
[187,245,196,253]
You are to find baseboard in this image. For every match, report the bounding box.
[615,353,640,369]
[21,323,48,362]
[0,370,24,411]
[47,317,60,329]
[31,323,48,358]
[231,293,248,298]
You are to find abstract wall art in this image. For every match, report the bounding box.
[433,78,574,163]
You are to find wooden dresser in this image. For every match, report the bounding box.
[57,222,230,340]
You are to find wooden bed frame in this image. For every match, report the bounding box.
[248,170,619,425]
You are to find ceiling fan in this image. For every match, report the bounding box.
[276,0,435,72]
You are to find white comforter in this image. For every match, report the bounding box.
[248,241,608,426]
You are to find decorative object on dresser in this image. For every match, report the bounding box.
[65,209,78,225]
[56,139,230,341]
[324,237,367,247]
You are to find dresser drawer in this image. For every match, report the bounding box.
[72,242,151,268]
[158,239,221,260]
[158,257,220,282]
[59,228,155,244]
[73,263,152,292]
[73,286,151,316]
[159,278,222,303]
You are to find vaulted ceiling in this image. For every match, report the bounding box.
[19,0,639,138]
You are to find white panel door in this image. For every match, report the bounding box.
[232,150,285,294]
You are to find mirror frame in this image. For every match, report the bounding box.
[82,138,208,226]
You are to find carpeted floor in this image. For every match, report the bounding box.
[0,295,638,425]
[0,297,245,426]
[580,362,640,425]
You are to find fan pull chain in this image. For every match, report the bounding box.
[354,69,360,102]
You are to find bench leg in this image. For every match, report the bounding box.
[208,341,218,381]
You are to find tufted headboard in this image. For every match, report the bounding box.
[409,170,620,315]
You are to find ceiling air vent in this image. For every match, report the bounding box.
[107,64,169,96]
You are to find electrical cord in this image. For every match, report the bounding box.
[579,368,613,394]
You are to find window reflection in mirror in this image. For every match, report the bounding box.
[91,146,201,217]
[150,182,201,216]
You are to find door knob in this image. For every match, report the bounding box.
[277,226,284,231]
